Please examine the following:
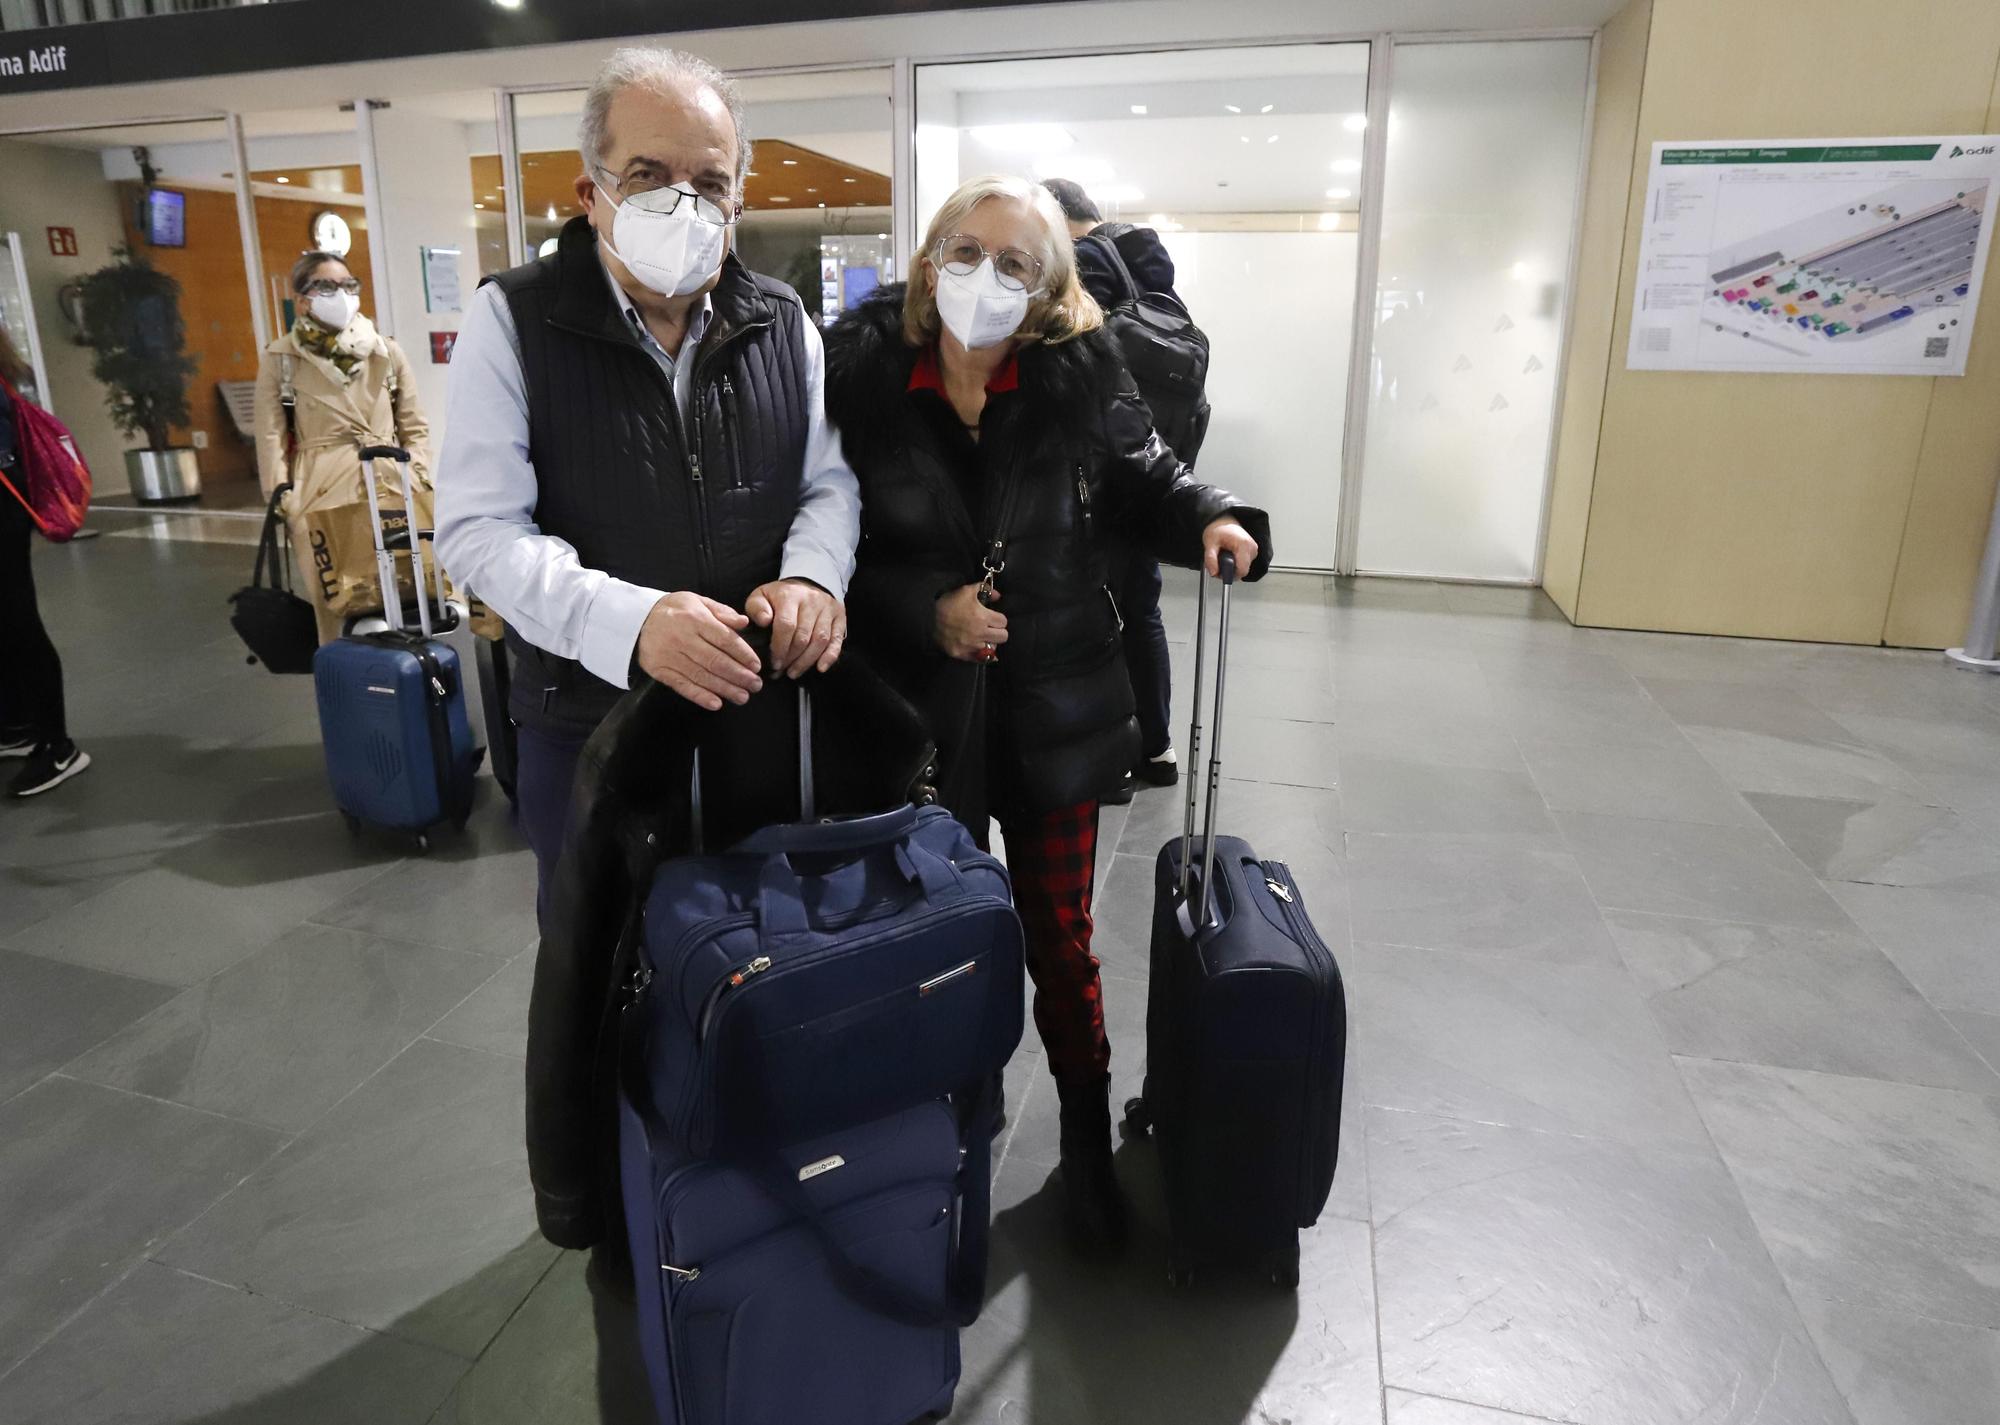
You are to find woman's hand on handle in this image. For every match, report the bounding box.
[935,583,1009,662]
[1202,517,1260,579]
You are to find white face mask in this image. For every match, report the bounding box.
[308,290,359,331]
[934,258,1031,349]
[597,183,728,298]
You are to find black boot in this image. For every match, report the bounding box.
[1056,1076,1129,1258]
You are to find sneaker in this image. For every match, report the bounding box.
[0,732,33,759]
[8,741,90,798]
[1136,748,1179,787]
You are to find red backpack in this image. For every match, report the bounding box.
[0,377,93,542]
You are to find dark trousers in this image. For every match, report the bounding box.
[517,723,654,1418]
[998,799,1110,1082]
[0,492,65,744]
[1120,555,1171,759]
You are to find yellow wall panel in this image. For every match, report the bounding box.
[1571,0,2000,644]
[1882,58,2000,649]
[1543,0,1651,620]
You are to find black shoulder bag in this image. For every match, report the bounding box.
[228,481,320,674]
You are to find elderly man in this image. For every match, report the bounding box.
[438,46,858,905]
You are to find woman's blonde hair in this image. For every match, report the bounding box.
[903,174,1103,348]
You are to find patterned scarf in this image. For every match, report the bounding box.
[291,312,383,382]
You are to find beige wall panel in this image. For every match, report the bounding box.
[1882,59,2000,649]
[1574,0,2000,642]
[1544,0,1652,619]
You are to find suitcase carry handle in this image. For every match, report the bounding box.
[1178,551,1237,934]
[753,838,960,937]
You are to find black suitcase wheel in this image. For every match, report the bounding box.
[1122,1097,1152,1137]
[414,832,431,854]
[1269,1247,1301,1291]
[1166,1250,1196,1289]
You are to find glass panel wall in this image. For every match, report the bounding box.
[915,45,1370,569]
[1354,38,1592,581]
[507,69,894,325]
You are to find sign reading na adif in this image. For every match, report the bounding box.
[0,44,68,79]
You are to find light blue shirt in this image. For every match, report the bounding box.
[435,253,861,690]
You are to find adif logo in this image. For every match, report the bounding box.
[1950,144,1995,158]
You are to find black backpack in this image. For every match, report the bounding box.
[1080,226,1212,467]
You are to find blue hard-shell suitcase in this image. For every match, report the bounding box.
[312,445,477,847]
[1125,557,1348,1290]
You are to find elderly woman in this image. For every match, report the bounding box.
[824,175,1271,1255]
[254,250,431,641]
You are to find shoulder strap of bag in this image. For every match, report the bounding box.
[251,480,293,591]
[1082,231,1138,307]
[278,352,298,446]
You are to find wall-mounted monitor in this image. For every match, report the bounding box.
[142,188,185,248]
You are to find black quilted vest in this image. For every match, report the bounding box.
[487,217,811,734]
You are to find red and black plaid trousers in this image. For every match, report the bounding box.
[998,799,1109,1081]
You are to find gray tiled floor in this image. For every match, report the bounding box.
[4,516,2000,1423]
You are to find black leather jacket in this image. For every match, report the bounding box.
[823,285,1271,829]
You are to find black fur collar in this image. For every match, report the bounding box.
[824,282,1116,465]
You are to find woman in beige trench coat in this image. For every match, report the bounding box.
[253,250,432,643]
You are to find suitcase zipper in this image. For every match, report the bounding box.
[1259,858,1340,1222]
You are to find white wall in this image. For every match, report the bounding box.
[366,106,480,444]
[1163,230,1357,569]
[0,138,136,483]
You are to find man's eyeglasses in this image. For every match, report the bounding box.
[303,278,362,297]
[933,235,1044,294]
[595,166,740,228]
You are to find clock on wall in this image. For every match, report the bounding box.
[311,210,352,257]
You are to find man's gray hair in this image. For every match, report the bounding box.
[577,46,753,188]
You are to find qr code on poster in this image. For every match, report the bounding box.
[1925,337,1951,359]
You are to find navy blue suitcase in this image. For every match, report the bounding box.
[619,1094,967,1425]
[616,695,1023,1424]
[1125,557,1347,1290]
[312,445,477,848]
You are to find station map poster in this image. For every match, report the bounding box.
[1626,137,2000,376]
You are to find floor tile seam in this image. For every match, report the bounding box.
[1379,1386,1581,1424]
[1354,1085,1714,1156]
[1668,1051,2000,1109]
[44,1071,298,1135]
[1620,676,1783,831]
[0,934,188,992]
[298,915,518,961]
[0,1250,157,1391]
[1658,1054,1867,1425]
[1789,1282,2000,1335]
[455,1248,571,1370]
[1640,1035,2000,1097]
[1368,1219,1390,1425]
[1791,881,2000,1028]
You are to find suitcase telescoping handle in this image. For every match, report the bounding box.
[357,443,444,640]
[1178,550,1237,933]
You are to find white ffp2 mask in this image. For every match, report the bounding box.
[308,290,359,331]
[597,184,728,298]
[934,258,1030,349]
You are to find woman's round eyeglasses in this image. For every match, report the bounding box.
[302,278,362,297]
[596,167,741,229]
[933,235,1044,294]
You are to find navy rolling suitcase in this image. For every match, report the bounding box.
[617,694,1024,1424]
[312,445,477,850]
[1124,554,1347,1289]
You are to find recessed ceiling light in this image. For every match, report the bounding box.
[843,177,857,183]
[545,204,557,220]
[1318,212,1341,231]
[806,187,817,193]
[1267,135,1279,144]
[473,202,484,209]
[1326,187,1353,200]
[275,175,290,183]
[492,0,523,9]
[1331,158,1362,173]
[1343,113,1368,133]
[969,124,1072,151]
[1224,104,1241,114]
[1130,104,1148,115]
[1260,104,1274,114]
[1240,136,1251,144]
[770,195,790,202]
[876,232,889,239]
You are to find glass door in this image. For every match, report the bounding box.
[1,232,50,407]
[915,44,1372,570]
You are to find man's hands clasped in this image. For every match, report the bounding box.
[637,579,846,712]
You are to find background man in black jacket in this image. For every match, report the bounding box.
[1044,177,1182,799]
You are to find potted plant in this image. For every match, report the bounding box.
[76,247,202,503]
